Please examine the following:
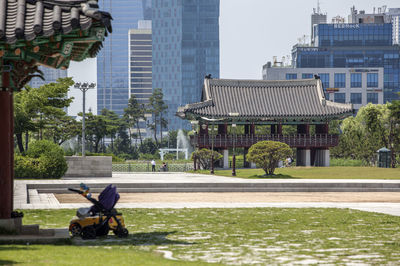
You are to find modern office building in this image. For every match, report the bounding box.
[292,22,400,103]
[129,20,152,137]
[152,0,220,130]
[263,65,384,112]
[97,0,152,116]
[28,66,67,88]
[311,4,327,44]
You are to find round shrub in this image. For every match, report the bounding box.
[15,140,68,179]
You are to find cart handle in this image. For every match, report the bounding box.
[68,188,83,194]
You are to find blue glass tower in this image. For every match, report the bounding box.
[293,23,400,102]
[97,0,152,115]
[152,0,220,130]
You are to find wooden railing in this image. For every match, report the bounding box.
[191,134,339,148]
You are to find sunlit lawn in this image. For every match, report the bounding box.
[193,167,400,179]
[1,208,400,265]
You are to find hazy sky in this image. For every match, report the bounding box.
[220,0,400,79]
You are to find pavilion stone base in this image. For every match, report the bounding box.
[297,149,311,166]
[315,149,330,167]
[296,149,330,167]
[64,156,112,177]
[223,150,229,169]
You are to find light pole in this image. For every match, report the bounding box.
[232,123,237,176]
[74,82,96,157]
[229,113,239,176]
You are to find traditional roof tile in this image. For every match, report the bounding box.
[177,78,353,121]
[0,0,112,44]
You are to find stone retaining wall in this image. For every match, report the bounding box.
[64,156,112,177]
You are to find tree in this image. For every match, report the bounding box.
[247,141,292,176]
[14,78,75,153]
[124,96,147,147]
[101,108,120,152]
[148,88,168,145]
[191,149,223,170]
[84,112,108,153]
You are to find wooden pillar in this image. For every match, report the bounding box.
[297,124,310,134]
[250,124,255,135]
[218,123,227,135]
[0,71,13,219]
[315,123,329,134]
[270,125,276,134]
[199,123,208,135]
[244,124,250,135]
[277,124,282,135]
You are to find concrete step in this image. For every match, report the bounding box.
[20,224,40,235]
[39,229,55,236]
[36,187,400,193]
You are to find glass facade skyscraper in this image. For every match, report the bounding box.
[28,66,67,88]
[97,0,152,115]
[152,0,220,130]
[293,23,400,102]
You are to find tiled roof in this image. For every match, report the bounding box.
[0,0,112,44]
[177,78,353,121]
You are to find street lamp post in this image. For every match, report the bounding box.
[74,82,96,157]
[232,123,237,176]
[229,113,239,176]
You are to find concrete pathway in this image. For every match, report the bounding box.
[14,172,400,217]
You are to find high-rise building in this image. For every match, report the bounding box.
[28,66,67,88]
[129,21,152,137]
[293,21,400,103]
[311,3,327,45]
[97,0,152,116]
[152,0,220,130]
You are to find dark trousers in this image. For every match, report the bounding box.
[152,165,155,172]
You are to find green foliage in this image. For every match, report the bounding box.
[191,149,222,170]
[83,152,125,162]
[14,78,75,153]
[15,140,67,179]
[164,153,176,160]
[247,141,292,175]
[124,95,147,146]
[139,138,158,155]
[139,153,160,160]
[330,158,366,167]
[333,103,400,166]
[148,88,168,144]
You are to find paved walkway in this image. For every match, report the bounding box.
[14,172,400,217]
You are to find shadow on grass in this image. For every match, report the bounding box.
[0,260,17,265]
[247,174,298,179]
[73,231,195,246]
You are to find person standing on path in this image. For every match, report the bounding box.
[151,160,156,172]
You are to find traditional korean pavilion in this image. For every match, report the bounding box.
[0,0,111,220]
[177,76,353,168]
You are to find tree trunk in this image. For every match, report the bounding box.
[137,120,143,146]
[160,113,163,147]
[25,131,29,151]
[16,132,24,153]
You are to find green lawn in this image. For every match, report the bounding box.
[193,167,400,179]
[2,208,400,265]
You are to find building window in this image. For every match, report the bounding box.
[302,73,313,79]
[367,73,378,87]
[351,73,362,88]
[325,93,330,100]
[334,73,346,88]
[334,93,346,103]
[318,73,329,89]
[350,93,362,104]
[367,93,379,104]
[286,73,297,80]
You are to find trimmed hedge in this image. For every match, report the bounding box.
[15,140,68,179]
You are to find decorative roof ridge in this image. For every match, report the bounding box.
[176,99,213,118]
[208,78,320,88]
[325,100,353,110]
